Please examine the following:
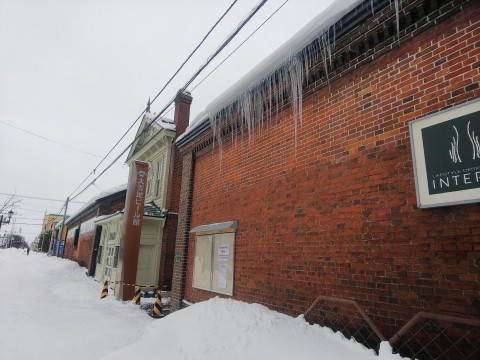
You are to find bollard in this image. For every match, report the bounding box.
[133,286,141,305]
[152,290,164,318]
[100,279,109,299]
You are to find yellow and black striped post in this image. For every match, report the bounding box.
[152,290,164,318]
[100,279,109,299]
[133,286,141,305]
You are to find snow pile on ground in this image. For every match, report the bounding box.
[101,297,403,360]
[0,248,404,360]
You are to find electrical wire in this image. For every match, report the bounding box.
[12,223,44,226]
[14,208,49,213]
[12,217,44,221]
[72,0,240,195]
[192,0,289,92]
[0,192,84,204]
[0,120,108,160]
[69,0,268,202]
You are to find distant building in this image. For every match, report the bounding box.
[64,185,126,270]
[52,216,70,257]
[41,213,63,234]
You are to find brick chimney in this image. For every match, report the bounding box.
[173,90,193,137]
[167,89,192,212]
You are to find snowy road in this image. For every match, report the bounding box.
[0,249,402,360]
[0,249,152,360]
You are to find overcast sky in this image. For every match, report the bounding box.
[0,0,336,242]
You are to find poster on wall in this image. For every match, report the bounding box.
[410,99,480,208]
[218,263,228,289]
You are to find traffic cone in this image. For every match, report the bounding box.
[152,290,164,318]
[100,279,109,299]
[133,286,141,305]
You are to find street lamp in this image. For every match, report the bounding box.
[0,210,14,230]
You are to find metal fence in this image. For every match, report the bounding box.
[304,295,386,353]
[390,312,480,360]
[305,296,480,359]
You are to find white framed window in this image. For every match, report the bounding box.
[146,161,153,197]
[192,231,235,296]
[154,158,165,198]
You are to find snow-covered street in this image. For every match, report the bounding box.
[0,249,402,360]
[0,249,152,360]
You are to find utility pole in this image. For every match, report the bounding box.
[47,222,55,256]
[59,197,69,258]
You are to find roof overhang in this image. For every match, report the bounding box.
[190,221,238,235]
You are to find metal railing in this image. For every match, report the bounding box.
[304,295,386,353]
[305,295,480,359]
[390,312,480,360]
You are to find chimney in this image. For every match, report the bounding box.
[173,90,193,137]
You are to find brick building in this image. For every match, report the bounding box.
[172,0,480,342]
[64,185,126,270]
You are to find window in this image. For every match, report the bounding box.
[113,246,120,268]
[73,228,80,247]
[192,228,236,296]
[97,246,103,264]
[154,159,164,198]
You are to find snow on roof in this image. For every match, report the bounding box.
[177,0,362,144]
[65,184,127,225]
[145,113,176,132]
[93,212,123,224]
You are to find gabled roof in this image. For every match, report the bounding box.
[126,112,175,163]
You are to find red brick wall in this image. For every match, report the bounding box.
[160,215,178,288]
[74,232,95,269]
[64,240,74,260]
[183,4,480,336]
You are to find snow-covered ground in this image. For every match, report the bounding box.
[0,248,403,360]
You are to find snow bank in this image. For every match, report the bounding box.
[101,297,403,360]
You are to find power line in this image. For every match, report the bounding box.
[0,193,84,204]
[70,0,268,201]
[148,0,239,107]
[192,0,289,92]
[65,0,240,203]
[10,223,43,226]
[12,217,44,221]
[14,208,47,213]
[0,120,107,160]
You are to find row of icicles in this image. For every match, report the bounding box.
[208,0,403,155]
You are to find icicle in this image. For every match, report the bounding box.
[394,0,400,41]
[205,0,378,158]
[320,33,330,84]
